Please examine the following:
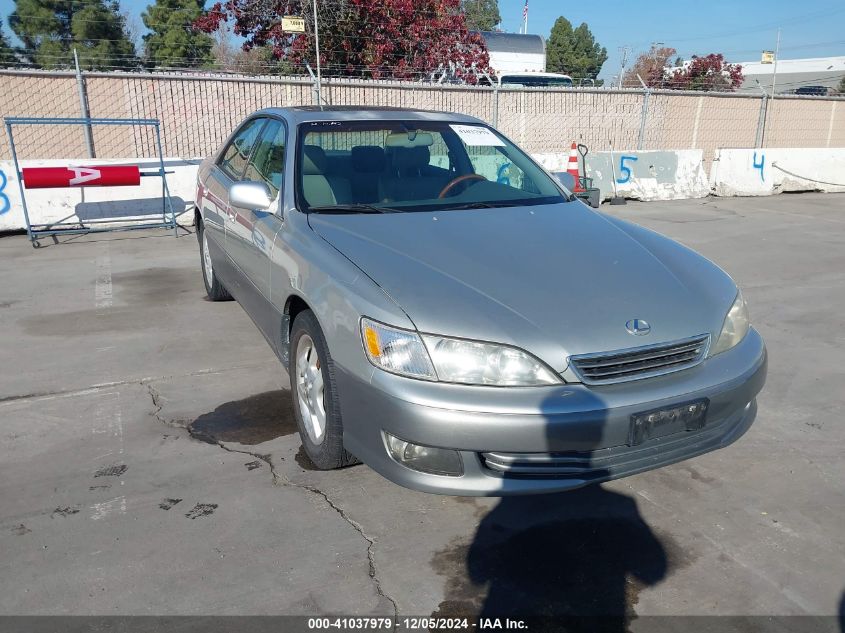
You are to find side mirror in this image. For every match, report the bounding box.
[229,181,273,211]
[553,171,576,191]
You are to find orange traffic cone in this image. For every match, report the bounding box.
[567,142,584,192]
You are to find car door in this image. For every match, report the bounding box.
[224,117,287,350]
[207,116,266,270]
[228,118,286,300]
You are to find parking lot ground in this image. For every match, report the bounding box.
[1,194,844,621]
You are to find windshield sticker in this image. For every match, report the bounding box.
[450,124,506,146]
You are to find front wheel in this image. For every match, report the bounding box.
[198,221,231,301]
[289,310,357,469]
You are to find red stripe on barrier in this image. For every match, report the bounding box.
[22,165,141,189]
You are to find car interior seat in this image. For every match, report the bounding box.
[349,145,386,203]
[302,145,351,207]
[380,146,451,202]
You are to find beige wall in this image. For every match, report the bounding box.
[2,70,843,171]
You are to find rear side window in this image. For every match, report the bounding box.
[244,119,286,199]
[218,118,265,180]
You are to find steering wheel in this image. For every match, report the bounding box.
[438,174,486,198]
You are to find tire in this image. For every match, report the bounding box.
[198,220,232,301]
[289,309,358,469]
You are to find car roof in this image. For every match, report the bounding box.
[254,106,484,125]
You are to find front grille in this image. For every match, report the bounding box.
[570,334,710,385]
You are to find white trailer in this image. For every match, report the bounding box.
[480,31,546,76]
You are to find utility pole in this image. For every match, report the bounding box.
[73,48,95,158]
[771,27,781,98]
[312,0,322,105]
[618,46,631,88]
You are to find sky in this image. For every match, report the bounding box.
[501,0,845,81]
[1,0,844,81]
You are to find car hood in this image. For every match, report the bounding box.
[309,201,738,371]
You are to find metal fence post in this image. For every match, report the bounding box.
[73,49,95,158]
[479,71,498,128]
[636,74,650,151]
[755,92,768,148]
[305,63,319,105]
[752,79,769,149]
[827,101,837,148]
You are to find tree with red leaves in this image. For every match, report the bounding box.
[624,45,677,88]
[195,0,491,82]
[668,53,743,91]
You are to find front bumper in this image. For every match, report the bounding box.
[338,328,767,496]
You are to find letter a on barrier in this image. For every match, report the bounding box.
[68,167,102,186]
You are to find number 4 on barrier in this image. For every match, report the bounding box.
[752,151,765,182]
[617,155,638,184]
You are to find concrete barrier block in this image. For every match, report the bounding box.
[533,150,709,203]
[0,158,201,233]
[710,148,845,196]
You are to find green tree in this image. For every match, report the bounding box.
[142,0,213,68]
[0,19,16,65]
[462,0,501,31]
[9,0,137,69]
[546,16,607,80]
[839,75,845,93]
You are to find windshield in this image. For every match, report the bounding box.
[295,120,567,213]
[500,75,573,88]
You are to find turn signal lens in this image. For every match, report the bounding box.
[360,318,436,380]
[364,326,382,358]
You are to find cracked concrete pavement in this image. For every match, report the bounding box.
[1,194,844,620]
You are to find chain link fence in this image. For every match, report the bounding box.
[2,68,843,170]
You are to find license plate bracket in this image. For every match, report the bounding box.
[628,399,709,447]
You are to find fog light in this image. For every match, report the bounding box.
[384,433,463,476]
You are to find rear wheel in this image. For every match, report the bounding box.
[198,221,231,301]
[290,310,357,469]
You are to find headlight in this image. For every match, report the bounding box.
[710,289,750,356]
[422,335,560,386]
[361,317,560,386]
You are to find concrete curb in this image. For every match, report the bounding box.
[710,148,845,196]
[534,150,710,203]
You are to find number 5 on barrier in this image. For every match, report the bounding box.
[617,155,638,184]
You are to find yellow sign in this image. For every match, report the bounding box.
[282,16,305,33]
[761,51,775,64]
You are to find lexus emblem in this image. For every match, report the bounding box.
[626,319,651,336]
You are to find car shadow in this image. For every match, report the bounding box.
[839,590,844,632]
[433,389,680,630]
[434,485,673,631]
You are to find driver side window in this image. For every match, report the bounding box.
[219,118,265,181]
[243,119,286,200]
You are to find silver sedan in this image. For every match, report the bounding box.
[194,106,767,495]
